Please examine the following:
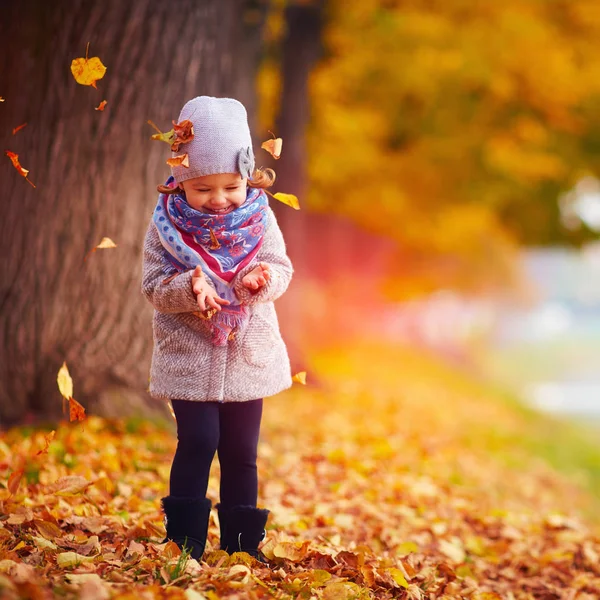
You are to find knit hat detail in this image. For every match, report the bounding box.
[171,96,255,184]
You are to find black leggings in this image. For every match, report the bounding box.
[169,398,263,507]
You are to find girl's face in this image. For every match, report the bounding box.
[181,173,247,215]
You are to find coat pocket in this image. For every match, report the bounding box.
[241,314,280,368]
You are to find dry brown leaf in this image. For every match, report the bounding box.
[69,397,86,422]
[49,475,91,496]
[12,123,27,135]
[71,43,107,88]
[166,153,189,168]
[5,151,36,188]
[7,468,24,496]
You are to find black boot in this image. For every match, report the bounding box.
[161,496,212,561]
[216,504,269,560]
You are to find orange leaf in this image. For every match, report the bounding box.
[171,119,194,152]
[261,135,283,160]
[69,397,86,422]
[267,191,300,210]
[84,237,117,261]
[70,43,107,88]
[166,153,189,168]
[34,519,63,540]
[8,469,24,496]
[36,430,56,456]
[95,100,108,111]
[12,122,27,135]
[292,371,307,385]
[5,151,36,188]
[209,228,221,250]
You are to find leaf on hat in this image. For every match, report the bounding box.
[266,191,300,210]
[95,100,108,111]
[166,153,189,168]
[12,122,27,135]
[148,120,178,147]
[171,119,194,152]
[5,151,36,188]
[70,43,107,88]
[292,371,307,385]
[261,132,283,160]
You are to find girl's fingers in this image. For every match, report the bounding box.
[214,296,230,305]
[197,294,206,312]
[206,296,221,311]
[192,282,203,295]
[263,270,270,281]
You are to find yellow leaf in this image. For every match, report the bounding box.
[70,44,107,88]
[272,192,300,210]
[292,371,307,385]
[49,475,91,496]
[272,541,311,562]
[33,536,57,551]
[166,153,190,168]
[57,362,73,400]
[261,136,283,159]
[389,567,409,588]
[95,237,117,250]
[56,551,95,568]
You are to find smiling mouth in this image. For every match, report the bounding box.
[205,206,234,214]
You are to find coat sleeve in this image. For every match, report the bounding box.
[141,220,201,313]
[233,207,294,306]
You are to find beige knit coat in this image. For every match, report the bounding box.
[141,206,293,403]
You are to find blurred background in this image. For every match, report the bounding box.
[2,0,600,428]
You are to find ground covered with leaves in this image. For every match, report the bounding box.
[1,345,600,599]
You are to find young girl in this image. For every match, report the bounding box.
[141,96,293,561]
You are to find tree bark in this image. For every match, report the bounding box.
[271,1,324,368]
[0,0,267,425]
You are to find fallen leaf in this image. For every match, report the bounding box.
[33,536,58,551]
[56,551,95,568]
[57,362,73,401]
[166,153,190,168]
[267,191,300,210]
[70,43,107,88]
[272,540,311,562]
[48,475,91,496]
[95,100,108,111]
[34,519,63,540]
[69,397,86,422]
[12,122,27,135]
[36,430,56,455]
[261,134,283,160]
[7,468,24,496]
[292,371,307,385]
[5,151,35,188]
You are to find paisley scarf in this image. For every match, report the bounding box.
[153,176,267,345]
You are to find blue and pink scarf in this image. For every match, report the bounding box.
[153,176,268,345]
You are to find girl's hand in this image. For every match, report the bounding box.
[191,266,230,312]
[241,262,271,291]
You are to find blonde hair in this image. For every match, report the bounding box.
[157,168,276,195]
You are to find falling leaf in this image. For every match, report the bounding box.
[95,100,108,111]
[5,151,36,188]
[209,228,221,250]
[84,237,117,261]
[266,191,300,210]
[70,43,107,89]
[69,397,86,422]
[36,430,56,455]
[292,371,307,385]
[261,134,283,160]
[0,97,5,102]
[57,362,73,401]
[166,153,189,168]
[12,123,27,135]
[7,469,24,496]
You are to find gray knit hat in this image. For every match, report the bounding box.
[171,96,255,184]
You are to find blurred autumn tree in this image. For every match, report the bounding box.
[262,0,600,299]
[0,0,268,424]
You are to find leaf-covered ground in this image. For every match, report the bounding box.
[1,344,600,599]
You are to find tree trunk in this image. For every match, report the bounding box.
[271,1,324,368]
[0,0,267,425]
